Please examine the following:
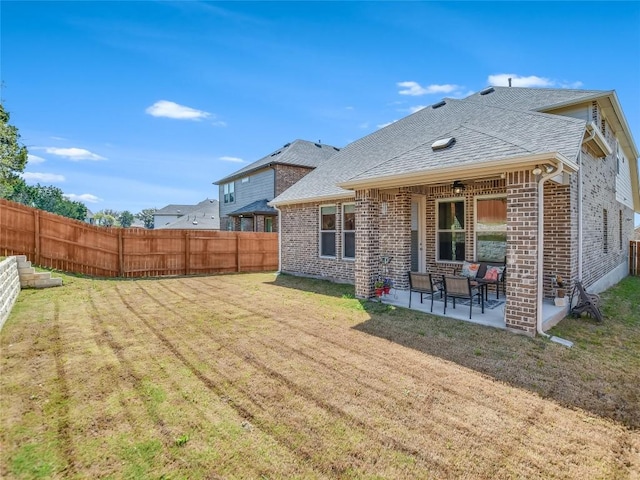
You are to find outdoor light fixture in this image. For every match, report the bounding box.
[544,164,556,174]
[532,165,543,176]
[452,180,466,194]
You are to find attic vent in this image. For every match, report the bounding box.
[431,137,455,151]
[283,143,291,148]
[431,100,446,109]
[480,87,495,95]
[314,143,322,148]
[270,150,281,157]
[333,147,340,151]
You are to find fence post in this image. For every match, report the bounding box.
[34,210,40,265]
[118,230,124,277]
[236,233,241,272]
[185,231,190,275]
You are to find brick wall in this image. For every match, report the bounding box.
[542,179,576,298]
[280,200,355,283]
[274,165,315,197]
[379,189,412,289]
[580,144,635,289]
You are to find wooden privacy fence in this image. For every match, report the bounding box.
[0,199,278,277]
[631,240,640,276]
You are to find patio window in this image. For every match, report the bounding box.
[437,200,465,261]
[265,217,273,233]
[475,197,507,263]
[343,204,355,259]
[320,205,336,257]
[223,182,235,204]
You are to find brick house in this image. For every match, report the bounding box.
[214,139,340,232]
[270,87,640,336]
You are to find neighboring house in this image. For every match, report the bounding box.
[153,199,219,229]
[270,86,640,336]
[155,199,220,230]
[634,226,640,241]
[85,209,95,225]
[214,139,340,232]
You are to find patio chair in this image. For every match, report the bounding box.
[442,275,484,319]
[408,272,440,312]
[571,281,603,322]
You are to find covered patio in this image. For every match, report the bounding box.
[378,288,569,331]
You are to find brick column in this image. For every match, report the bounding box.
[355,189,380,298]
[505,170,539,335]
[392,189,412,289]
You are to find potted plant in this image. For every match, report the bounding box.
[383,278,392,294]
[374,280,384,297]
[554,275,567,306]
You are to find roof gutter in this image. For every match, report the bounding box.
[338,152,578,191]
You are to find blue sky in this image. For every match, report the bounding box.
[2,1,639,225]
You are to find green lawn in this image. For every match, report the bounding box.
[1,271,639,479]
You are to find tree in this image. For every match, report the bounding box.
[136,208,157,229]
[5,181,87,221]
[93,210,117,227]
[118,211,135,228]
[0,104,28,198]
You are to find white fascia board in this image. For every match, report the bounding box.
[338,152,578,191]
[269,192,355,208]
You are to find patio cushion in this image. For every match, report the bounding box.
[460,261,480,278]
[484,266,505,281]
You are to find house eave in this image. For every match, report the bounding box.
[585,122,614,158]
[337,152,578,191]
[269,191,355,208]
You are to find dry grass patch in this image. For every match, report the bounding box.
[1,271,638,479]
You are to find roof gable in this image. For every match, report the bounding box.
[214,139,340,185]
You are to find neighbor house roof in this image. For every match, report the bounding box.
[214,139,341,185]
[228,199,276,217]
[156,200,220,229]
[270,96,586,206]
[155,199,216,216]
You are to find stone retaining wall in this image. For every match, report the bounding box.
[0,257,21,330]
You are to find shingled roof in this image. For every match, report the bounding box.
[228,199,276,217]
[270,93,588,205]
[214,139,341,185]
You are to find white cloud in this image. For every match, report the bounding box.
[211,120,227,127]
[397,81,460,96]
[219,156,245,163]
[45,147,106,161]
[488,74,585,89]
[488,74,554,88]
[377,120,397,129]
[408,105,427,114]
[359,122,370,129]
[64,193,101,203]
[146,100,211,120]
[27,154,46,164]
[22,172,65,183]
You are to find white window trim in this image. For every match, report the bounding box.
[223,182,235,204]
[319,204,337,258]
[473,194,507,261]
[436,197,466,263]
[342,203,355,261]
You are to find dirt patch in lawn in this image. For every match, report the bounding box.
[1,272,639,479]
